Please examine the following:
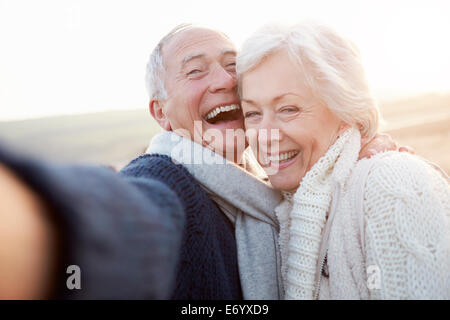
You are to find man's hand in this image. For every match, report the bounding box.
[359,133,415,160]
[0,163,58,299]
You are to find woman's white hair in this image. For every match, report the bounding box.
[236,21,380,139]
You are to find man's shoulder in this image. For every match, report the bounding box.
[121,153,191,178]
[120,153,208,202]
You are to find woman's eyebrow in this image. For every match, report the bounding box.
[241,98,256,105]
[272,92,301,102]
[241,93,300,105]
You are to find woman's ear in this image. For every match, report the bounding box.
[149,100,171,131]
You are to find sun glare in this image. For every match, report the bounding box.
[1,0,449,120]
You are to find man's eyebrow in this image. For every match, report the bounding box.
[182,49,236,67]
[182,53,205,66]
[221,49,237,56]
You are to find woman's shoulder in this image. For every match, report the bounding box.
[352,151,449,196]
[351,152,450,299]
[356,150,431,175]
[348,150,449,234]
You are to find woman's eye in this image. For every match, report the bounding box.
[281,106,299,113]
[244,111,260,118]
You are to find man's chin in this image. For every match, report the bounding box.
[202,121,247,163]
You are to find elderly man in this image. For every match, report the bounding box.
[0,23,402,300]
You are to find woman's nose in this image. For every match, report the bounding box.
[256,117,283,152]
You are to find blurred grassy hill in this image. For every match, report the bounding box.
[378,93,450,174]
[1,92,449,173]
[0,108,161,169]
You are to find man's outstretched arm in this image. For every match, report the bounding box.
[0,163,59,299]
[0,145,184,299]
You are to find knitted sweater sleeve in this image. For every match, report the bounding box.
[362,152,450,299]
[0,145,184,299]
[121,154,242,300]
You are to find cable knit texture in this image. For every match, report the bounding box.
[276,127,450,299]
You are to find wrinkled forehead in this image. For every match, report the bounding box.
[162,27,236,67]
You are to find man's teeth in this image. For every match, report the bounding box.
[268,151,299,162]
[205,104,240,120]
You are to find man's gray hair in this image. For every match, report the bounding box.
[145,23,195,101]
[237,21,380,139]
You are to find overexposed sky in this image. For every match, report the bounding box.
[1,0,449,121]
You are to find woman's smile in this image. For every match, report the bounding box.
[266,150,301,171]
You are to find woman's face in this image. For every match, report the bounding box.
[241,50,345,192]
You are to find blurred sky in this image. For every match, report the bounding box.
[1,0,450,121]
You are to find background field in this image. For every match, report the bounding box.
[1,92,449,173]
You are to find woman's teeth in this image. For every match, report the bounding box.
[205,104,240,120]
[268,151,299,163]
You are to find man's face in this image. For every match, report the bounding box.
[157,28,245,159]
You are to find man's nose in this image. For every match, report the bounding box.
[208,65,237,93]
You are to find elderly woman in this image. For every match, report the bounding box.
[237,22,450,299]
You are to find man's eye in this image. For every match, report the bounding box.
[187,69,201,76]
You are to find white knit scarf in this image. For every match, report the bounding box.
[276,128,360,299]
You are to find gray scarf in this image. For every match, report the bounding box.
[146,130,284,299]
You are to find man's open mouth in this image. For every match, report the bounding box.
[204,104,242,125]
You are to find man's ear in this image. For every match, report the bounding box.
[149,100,171,131]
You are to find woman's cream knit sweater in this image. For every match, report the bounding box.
[276,128,450,299]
